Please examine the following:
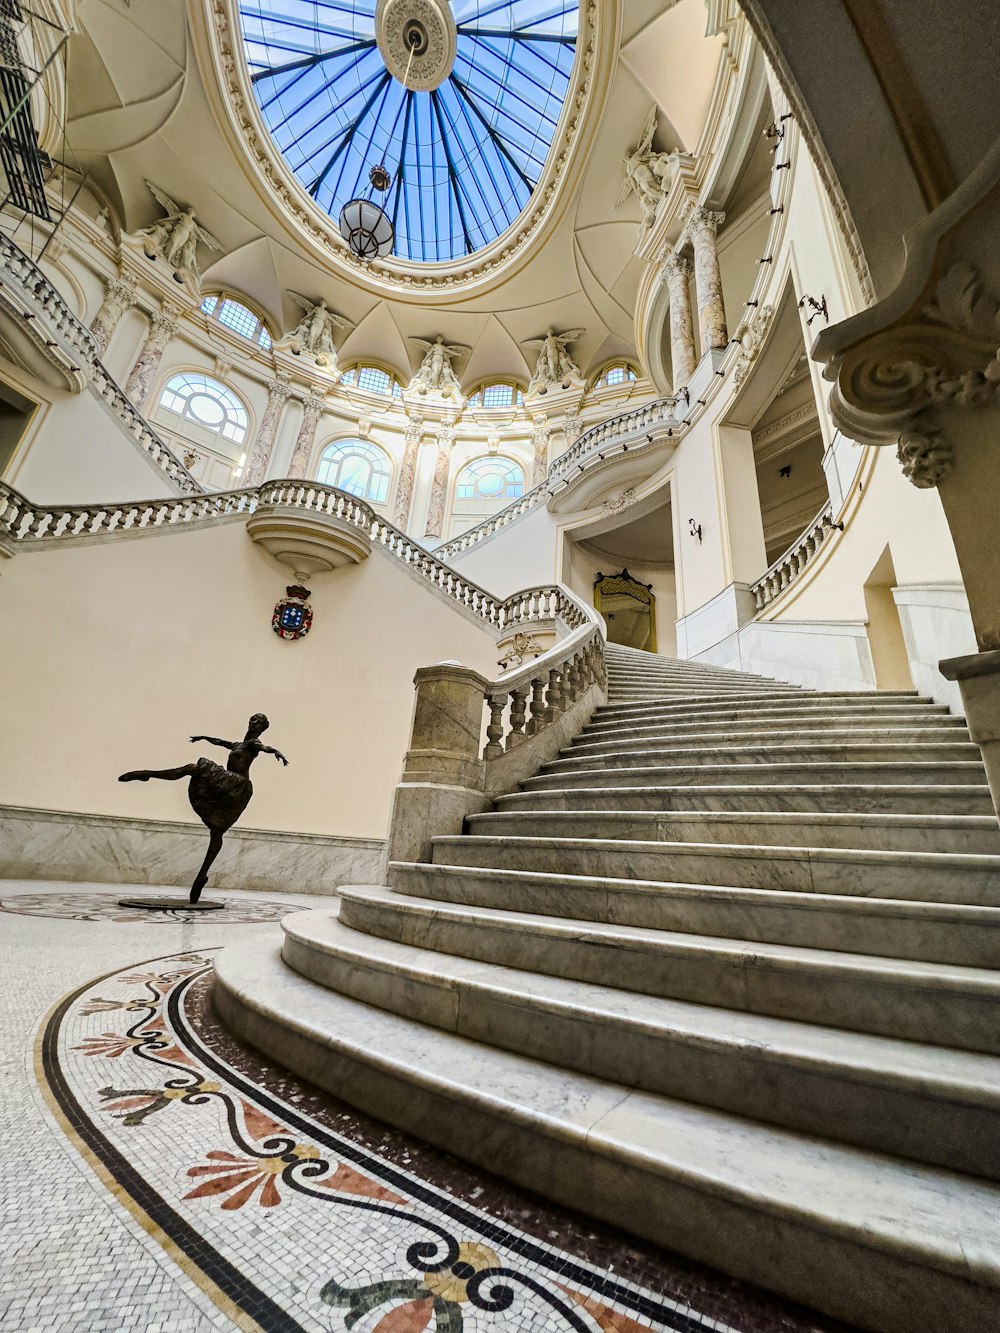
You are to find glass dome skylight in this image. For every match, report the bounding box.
[239,1,579,263]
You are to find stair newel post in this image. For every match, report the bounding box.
[384,663,491,873]
[526,675,546,736]
[484,692,508,759]
[507,688,528,749]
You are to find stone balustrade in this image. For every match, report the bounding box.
[384,584,606,867]
[0,237,200,495]
[437,396,682,559]
[750,502,837,610]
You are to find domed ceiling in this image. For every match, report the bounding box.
[239,0,579,263]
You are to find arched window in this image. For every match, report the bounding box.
[466,380,525,409]
[592,362,638,389]
[200,292,273,349]
[339,364,404,398]
[156,373,249,447]
[455,455,525,503]
[316,438,392,505]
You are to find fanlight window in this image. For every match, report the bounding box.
[316,438,392,505]
[455,455,525,502]
[200,292,273,349]
[339,364,404,398]
[466,381,525,409]
[593,362,638,389]
[157,373,249,446]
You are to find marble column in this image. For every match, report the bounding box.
[424,422,455,541]
[242,375,290,486]
[664,255,697,391]
[288,392,324,479]
[687,206,728,352]
[89,275,136,359]
[530,413,551,486]
[124,303,179,407]
[393,415,424,530]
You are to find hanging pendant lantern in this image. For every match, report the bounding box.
[339,165,394,261]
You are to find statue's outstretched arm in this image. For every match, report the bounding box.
[261,745,289,766]
[190,735,235,750]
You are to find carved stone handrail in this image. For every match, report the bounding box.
[436,395,682,559]
[547,394,680,485]
[0,236,201,495]
[0,475,598,643]
[384,584,607,868]
[750,501,837,611]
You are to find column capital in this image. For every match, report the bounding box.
[683,204,726,237]
[265,374,292,400]
[663,252,693,281]
[104,274,137,304]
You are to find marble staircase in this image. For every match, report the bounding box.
[216,642,1000,1333]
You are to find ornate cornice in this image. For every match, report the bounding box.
[195,0,615,301]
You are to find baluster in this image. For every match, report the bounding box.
[542,667,562,726]
[507,689,528,749]
[526,675,547,735]
[483,692,508,759]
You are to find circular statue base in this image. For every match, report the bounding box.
[118,898,226,912]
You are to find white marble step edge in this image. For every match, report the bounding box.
[466,808,1000,855]
[594,693,932,721]
[495,783,996,815]
[281,901,1000,1179]
[213,938,1000,1333]
[387,860,1000,967]
[582,709,961,738]
[429,833,1000,905]
[563,727,976,753]
[544,742,983,771]
[523,760,989,789]
[337,881,1000,1053]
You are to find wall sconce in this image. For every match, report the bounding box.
[779,464,792,478]
[688,518,702,543]
[798,293,829,326]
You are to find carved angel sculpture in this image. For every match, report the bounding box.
[283,293,353,367]
[615,108,681,228]
[137,182,223,279]
[524,327,584,394]
[407,335,468,398]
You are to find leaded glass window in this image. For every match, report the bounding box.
[466,381,525,409]
[157,374,249,446]
[199,291,273,349]
[339,364,404,397]
[455,455,525,501]
[316,438,392,505]
[593,362,638,389]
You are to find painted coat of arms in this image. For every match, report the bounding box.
[272,584,313,641]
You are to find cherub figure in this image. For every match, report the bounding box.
[119,713,288,903]
[137,181,223,280]
[615,108,681,228]
[283,293,353,367]
[524,327,584,394]
[407,335,468,399]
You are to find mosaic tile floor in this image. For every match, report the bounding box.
[0,881,853,1333]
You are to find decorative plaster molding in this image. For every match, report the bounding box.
[602,487,637,515]
[732,302,773,386]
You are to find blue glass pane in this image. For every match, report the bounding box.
[238,1,579,263]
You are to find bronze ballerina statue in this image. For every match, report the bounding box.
[119,713,288,904]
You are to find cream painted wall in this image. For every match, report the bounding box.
[0,521,498,839]
[446,502,562,596]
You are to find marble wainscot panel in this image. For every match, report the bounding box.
[894,582,977,712]
[0,804,384,892]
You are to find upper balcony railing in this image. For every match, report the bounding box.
[0,236,201,495]
[750,502,838,611]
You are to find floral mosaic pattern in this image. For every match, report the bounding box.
[41,950,741,1333]
[1,890,292,923]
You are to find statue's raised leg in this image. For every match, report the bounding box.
[190,830,224,904]
[119,764,197,783]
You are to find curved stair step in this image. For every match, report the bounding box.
[281,900,1000,1180]
[495,782,996,816]
[466,808,1000,854]
[544,740,983,770]
[523,759,989,789]
[569,725,972,755]
[388,860,1000,967]
[337,882,1000,1053]
[432,833,1000,906]
[581,709,964,740]
[214,938,1000,1333]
